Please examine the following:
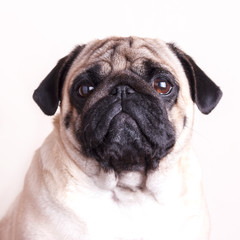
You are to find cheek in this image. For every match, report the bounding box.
[168,98,189,138]
[60,94,73,123]
[59,92,81,132]
[60,81,73,112]
[60,106,83,149]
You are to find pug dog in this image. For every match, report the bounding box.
[0,37,222,240]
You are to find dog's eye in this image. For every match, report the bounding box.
[153,79,173,95]
[78,85,94,97]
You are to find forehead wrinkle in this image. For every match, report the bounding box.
[138,45,160,58]
[96,45,157,75]
[88,38,124,61]
[134,39,183,80]
[88,38,132,59]
[86,39,112,60]
[98,42,132,72]
[65,43,116,87]
[72,39,114,69]
[66,37,183,90]
[86,38,145,68]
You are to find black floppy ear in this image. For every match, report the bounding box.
[168,44,222,114]
[33,45,84,115]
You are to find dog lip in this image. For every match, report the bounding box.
[99,110,140,144]
[81,99,122,146]
[113,112,133,121]
[111,112,138,128]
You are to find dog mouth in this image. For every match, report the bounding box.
[77,95,176,173]
[105,111,142,146]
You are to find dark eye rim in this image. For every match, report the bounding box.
[153,77,173,95]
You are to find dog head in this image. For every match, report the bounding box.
[33,37,222,174]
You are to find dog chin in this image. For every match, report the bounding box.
[90,112,156,173]
[78,102,176,173]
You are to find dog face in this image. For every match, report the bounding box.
[33,37,222,174]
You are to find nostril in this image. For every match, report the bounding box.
[110,85,135,97]
[126,87,135,94]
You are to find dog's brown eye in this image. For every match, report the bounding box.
[78,85,94,97]
[153,79,172,95]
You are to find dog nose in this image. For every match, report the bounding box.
[110,85,135,98]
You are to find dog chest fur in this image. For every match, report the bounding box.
[0,122,207,240]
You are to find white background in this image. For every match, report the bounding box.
[0,0,239,239]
